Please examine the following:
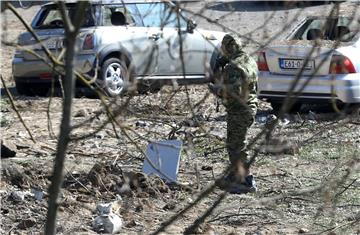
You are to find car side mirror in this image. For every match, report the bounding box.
[187,19,197,33]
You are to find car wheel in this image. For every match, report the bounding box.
[100,58,130,97]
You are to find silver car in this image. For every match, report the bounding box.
[257,16,360,110]
[13,1,225,96]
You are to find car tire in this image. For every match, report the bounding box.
[100,58,130,97]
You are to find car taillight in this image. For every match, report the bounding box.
[83,34,94,50]
[39,73,52,79]
[257,51,269,71]
[329,55,356,74]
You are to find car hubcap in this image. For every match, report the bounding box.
[105,63,124,94]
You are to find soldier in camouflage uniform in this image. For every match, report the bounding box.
[209,33,258,193]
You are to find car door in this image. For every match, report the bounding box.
[157,27,212,77]
[99,4,158,76]
[136,2,211,78]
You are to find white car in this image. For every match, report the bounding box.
[257,16,360,110]
[12,1,225,97]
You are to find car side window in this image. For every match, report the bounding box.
[335,17,357,42]
[33,6,96,29]
[302,20,324,40]
[41,10,62,25]
[293,17,357,42]
[136,3,187,28]
[102,5,140,26]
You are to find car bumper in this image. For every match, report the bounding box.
[12,53,96,80]
[258,72,360,104]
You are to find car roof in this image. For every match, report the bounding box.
[304,15,354,20]
[42,0,173,7]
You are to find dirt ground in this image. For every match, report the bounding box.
[1,1,360,235]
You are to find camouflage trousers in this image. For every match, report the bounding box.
[224,93,257,171]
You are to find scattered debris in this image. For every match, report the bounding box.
[31,188,44,201]
[193,223,216,235]
[261,138,300,155]
[95,132,106,140]
[182,114,206,127]
[279,118,291,126]
[73,109,87,118]
[213,114,226,122]
[2,164,31,188]
[201,165,213,171]
[93,214,123,234]
[163,201,176,211]
[125,219,139,228]
[96,203,113,215]
[96,201,121,216]
[9,190,30,202]
[85,161,170,198]
[136,120,148,127]
[256,115,268,124]
[209,129,226,140]
[91,142,100,149]
[17,131,27,138]
[18,218,37,229]
[299,228,310,233]
[143,140,182,183]
[93,201,123,234]
[88,161,123,192]
[15,143,30,150]
[267,114,278,123]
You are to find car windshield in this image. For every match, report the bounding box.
[292,16,359,42]
[33,5,96,29]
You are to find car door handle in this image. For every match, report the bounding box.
[148,34,160,41]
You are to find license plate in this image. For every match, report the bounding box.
[46,39,58,49]
[279,58,314,70]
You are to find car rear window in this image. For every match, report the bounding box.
[33,5,96,29]
[292,17,359,42]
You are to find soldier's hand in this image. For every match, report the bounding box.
[216,55,229,67]
[208,83,223,98]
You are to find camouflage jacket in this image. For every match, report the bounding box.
[213,52,258,112]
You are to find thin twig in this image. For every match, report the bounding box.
[1,75,36,143]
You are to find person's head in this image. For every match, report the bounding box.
[221,33,243,58]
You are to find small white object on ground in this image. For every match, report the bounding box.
[92,214,123,234]
[96,201,121,215]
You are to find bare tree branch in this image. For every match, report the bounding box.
[0,75,35,143]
